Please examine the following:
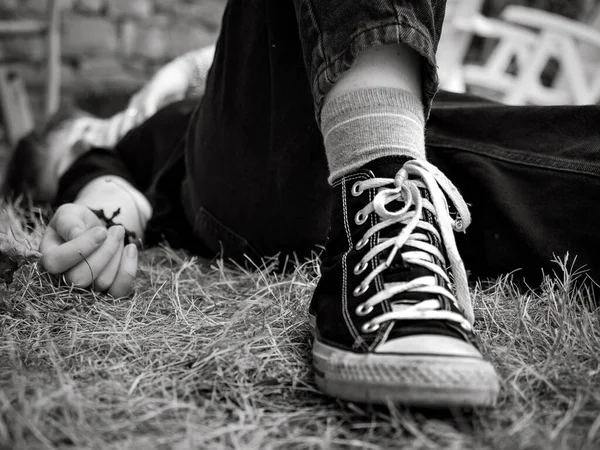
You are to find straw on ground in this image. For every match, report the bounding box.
[0,203,599,450]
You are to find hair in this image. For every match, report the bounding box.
[0,132,45,201]
[0,104,94,202]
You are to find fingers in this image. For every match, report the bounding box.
[41,226,108,275]
[40,203,139,296]
[51,207,86,242]
[93,239,124,291]
[40,204,106,274]
[108,244,138,298]
[49,204,102,241]
[63,226,125,288]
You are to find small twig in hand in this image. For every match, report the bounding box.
[78,251,94,283]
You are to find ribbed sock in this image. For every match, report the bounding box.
[321,87,426,184]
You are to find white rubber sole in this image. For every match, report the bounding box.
[310,317,500,407]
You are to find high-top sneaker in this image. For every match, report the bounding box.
[310,156,499,407]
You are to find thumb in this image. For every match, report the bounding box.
[52,209,87,242]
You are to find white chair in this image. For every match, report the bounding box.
[439,4,600,105]
[437,0,484,92]
[500,5,600,105]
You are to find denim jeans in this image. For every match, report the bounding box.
[181,0,444,261]
[57,0,600,292]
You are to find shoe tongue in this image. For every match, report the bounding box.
[362,155,420,267]
[381,204,440,294]
[362,157,444,302]
[361,155,413,179]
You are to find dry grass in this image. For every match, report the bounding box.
[0,203,599,450]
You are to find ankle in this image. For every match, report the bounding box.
[326,44,423,103]
[321,87,426,184]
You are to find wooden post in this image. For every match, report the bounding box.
[0,68,35,145]
[45,0,61,120]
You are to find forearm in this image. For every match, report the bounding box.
[74,176,153,241]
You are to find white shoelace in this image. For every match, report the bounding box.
[352,159,474,334]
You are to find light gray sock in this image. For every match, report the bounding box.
[321,87,425,184]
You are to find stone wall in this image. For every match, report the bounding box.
[0,0,225,116]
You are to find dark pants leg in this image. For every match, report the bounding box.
[58,90,600,289]
[179,0,600,288]
[58,0,600,291]
[428,91,600,290]
[181,0,446,261]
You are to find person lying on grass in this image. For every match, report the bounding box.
[0,44,216,205]
[3,0,600,410]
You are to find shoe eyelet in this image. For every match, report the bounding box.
[351,182,363,197]
[355,237,368,250]
[362,321,380,333]
[355,303,374,316]
[354,211,367,226]
[353,283,369,297]
[353,261,368,275]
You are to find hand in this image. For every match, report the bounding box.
[39,204,138,298]
[103,62,190,145]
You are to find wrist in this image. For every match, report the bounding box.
[75,176,152,240]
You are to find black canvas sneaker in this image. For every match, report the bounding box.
[309,156,499,407]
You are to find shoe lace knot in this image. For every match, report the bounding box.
[351,159,475,333]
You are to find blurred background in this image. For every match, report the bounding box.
[0,0,225,120]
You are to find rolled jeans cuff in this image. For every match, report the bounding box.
[294,1,445,121]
